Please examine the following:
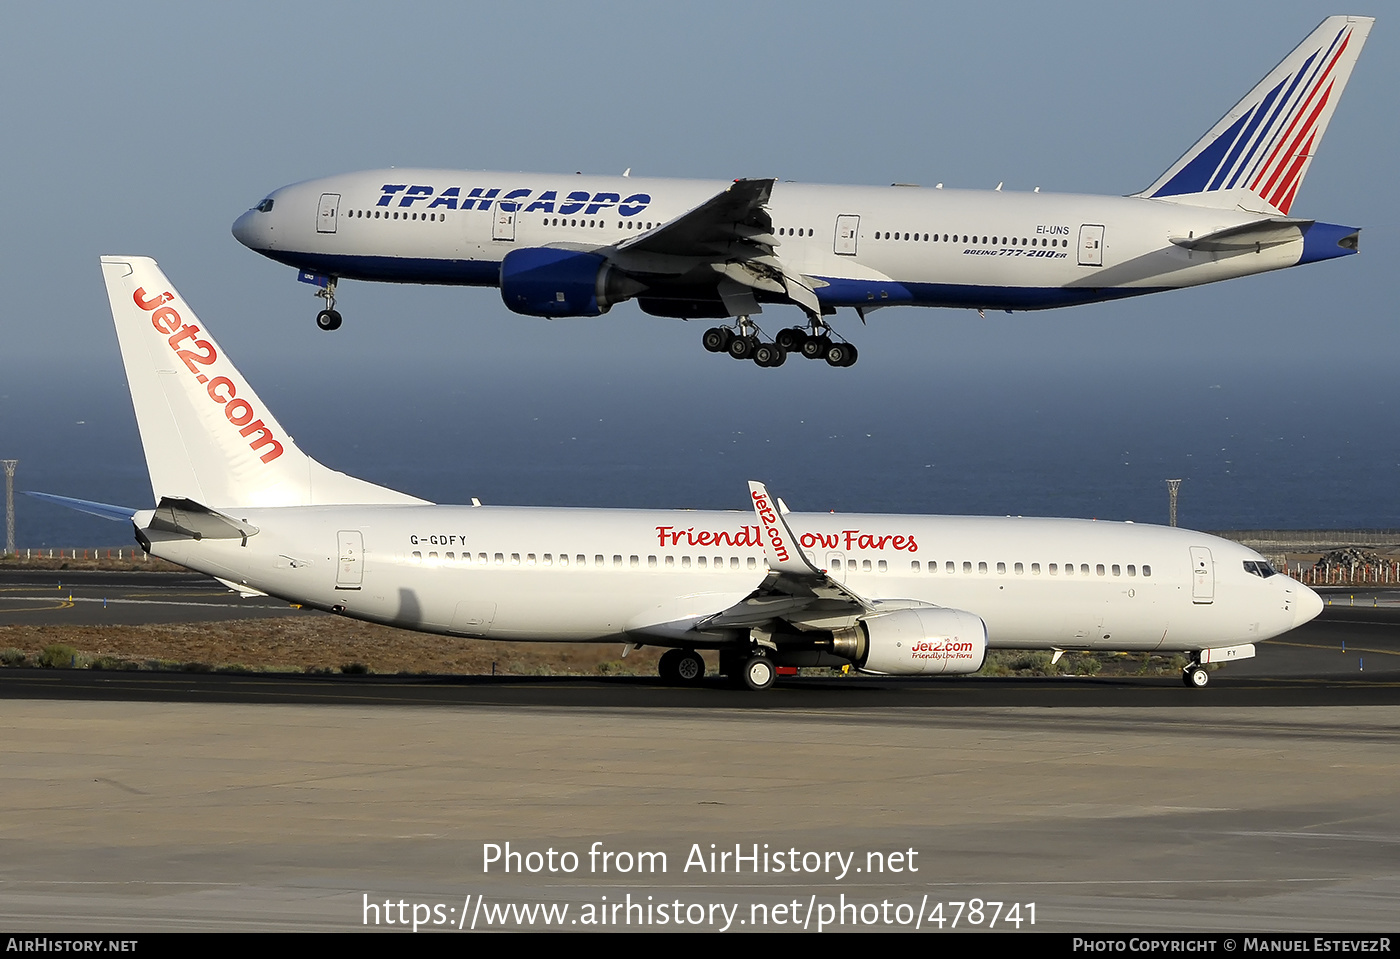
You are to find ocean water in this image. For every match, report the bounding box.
[4,343,1396,549]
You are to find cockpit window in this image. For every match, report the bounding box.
[255,198,274,213]
[1243,560,1277,578]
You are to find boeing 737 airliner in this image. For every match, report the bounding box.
[34,257,1322,690]
[233,16,1371,368]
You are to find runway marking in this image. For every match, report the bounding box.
[0,601,74,613]
[1270,639,1400,659]
[0,594,287,610]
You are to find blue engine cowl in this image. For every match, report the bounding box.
[499,248,641,317]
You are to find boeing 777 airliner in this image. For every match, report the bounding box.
[233,16,1372,368]
[33,257,1322,690]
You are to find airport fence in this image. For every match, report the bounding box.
[6,548,147,561]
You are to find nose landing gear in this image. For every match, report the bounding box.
[314,277,341,331]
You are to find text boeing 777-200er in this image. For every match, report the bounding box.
[233,16,1371,369]
[32,256,1322,690]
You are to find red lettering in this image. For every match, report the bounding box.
[238,420,283,463]
[167,324,201,350]
[225,398,254,426]
[177,338,217,373]
[843,530,859,550]
[655,526,673,547]
[696,530,713,546]
[207,376,235,403]
[133,287,172,311]
[150,306,182,334]
[906,536,918,553]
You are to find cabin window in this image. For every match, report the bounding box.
[665,556,675,568]
[1143,565,1152,577]
[997,562,1007,574]
[911,561,921,572]
[878,560,888,572]
[730,557,739,570]
[1031,563,1041,574]
[543,554,552,566]
[510,553,520,566]
[962,561,972,574]
[411,550,422,564]
[861,560,872,571]
[1112,564,1121,576]
[576,555,586,566]
[1127,565,1136,577]
[830,558,841,570]
[1081,564,1091,576]
[648,555,657,568]
[526,553,536,566]
[630,555,639,568]
[594,555,604,567]
[697,556,707,568]
[1096,564,1105,576]
[1014,562,1023,574]
[946,561,955,573]
[613,554,623,568]
[978,562,988,574]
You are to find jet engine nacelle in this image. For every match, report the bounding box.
[837,607,988,676]
[499,248,642,317]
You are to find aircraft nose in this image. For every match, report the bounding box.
[231,209,267,250]
[1292,581,1324,628]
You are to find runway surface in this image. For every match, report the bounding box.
[2,570,1397,933]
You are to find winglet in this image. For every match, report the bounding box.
[747,481,821,577]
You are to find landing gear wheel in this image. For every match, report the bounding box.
[702,327,734,353]
[728,335,757,360]
[775,327,808,352]
[316,309,342,331]
[1183,665,1209,688]
[801,334,831,360]
[658,648,683,682]
[825,342,856,367]
[742,655,776,691]
[674,650,705,684]
[753,342,786,367]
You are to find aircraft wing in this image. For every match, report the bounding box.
[611,179,822,316]
[1169,217,1314,252]
[696,482,875,632]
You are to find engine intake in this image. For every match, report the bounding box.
[499,248,641,317]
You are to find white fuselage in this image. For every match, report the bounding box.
[232,169,1355,314]
[148,502,1318,653]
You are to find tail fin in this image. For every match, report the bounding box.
[100,256,427,509]
[1136,15,1373,214]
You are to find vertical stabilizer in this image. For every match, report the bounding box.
[1136,16,1373,213]
[100,256,427,509]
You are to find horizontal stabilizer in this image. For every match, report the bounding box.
[143,497,259,542]
[1169,217,1312,252]
[26,491,138,523]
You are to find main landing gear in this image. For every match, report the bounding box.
[656,646,782,691]
[719,647,777,690]
[702,316,858,368]
[314,277,342,331]
[658,648,706,685]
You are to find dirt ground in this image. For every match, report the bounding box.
[0,614,671,676]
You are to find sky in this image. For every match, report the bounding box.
[0,2,1395,544]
